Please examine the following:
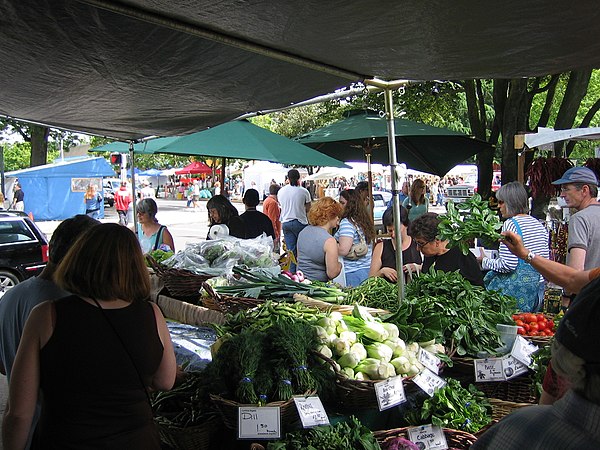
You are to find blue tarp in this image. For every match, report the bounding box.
[5,157,115,221]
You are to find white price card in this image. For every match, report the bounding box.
[293,396,330,428]
[511,335,539,367]
[413,368,447,397]
[374,375,406,410]
[238,406,281,440]
[418,347,441,374]
[407,424,448,450]
[502,354,529,379]
[474,357,505,382]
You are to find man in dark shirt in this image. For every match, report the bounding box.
[239,189,275,241]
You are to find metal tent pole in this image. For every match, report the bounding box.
[365,79,408,303]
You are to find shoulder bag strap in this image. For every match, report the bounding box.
[153,225,166,251]
[510,218,525,268]
[91,298,153,407]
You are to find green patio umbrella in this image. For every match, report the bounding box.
[89,137,178,154]
[149,120,349,168]
[295,110,492,177]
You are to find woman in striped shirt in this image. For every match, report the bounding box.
[478,182,549,312]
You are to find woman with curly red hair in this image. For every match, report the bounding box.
[297,197,343,282]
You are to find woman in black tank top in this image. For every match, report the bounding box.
[369,206,422,283]
[4,224,177,449]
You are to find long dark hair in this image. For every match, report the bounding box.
[206,194,238,225]
[341,192,375,244]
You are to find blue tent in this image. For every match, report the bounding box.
[5,157,115,221]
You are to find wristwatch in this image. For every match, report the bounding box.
[525,251,535,263]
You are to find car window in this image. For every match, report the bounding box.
[0,220,35,244]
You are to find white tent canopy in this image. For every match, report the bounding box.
[524,127,600,150]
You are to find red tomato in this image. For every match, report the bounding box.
[523,323,530,332]
[529,322,539,332]
[547,320,554,330]
[524,313,536,323]
[512,314,520,321]
[544,330,554,336]
[537,321,546,331]
[536,314,545,322]
[515,319,524,327]
[517,326,526,335]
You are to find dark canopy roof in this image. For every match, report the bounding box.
[1,0,599,140]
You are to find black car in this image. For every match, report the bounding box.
[0,212,48,297]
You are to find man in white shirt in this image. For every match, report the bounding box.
[277,169,311,272]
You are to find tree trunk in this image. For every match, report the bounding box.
[501,79,529,183]
[554,68,592,156]
[464,80,495,199]
[30,125,49,167]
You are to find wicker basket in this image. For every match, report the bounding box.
[200,282,265,313]
[489,398,532,422]
[476,374,537,404]
[147,255,212,302]
[374,427,478,449]
[157,295,226,325]
[314,351,419,411]
[293,293,390,316]
[154,416,218,450]
[209,391,314,432]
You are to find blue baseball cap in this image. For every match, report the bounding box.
[552,167,598,186]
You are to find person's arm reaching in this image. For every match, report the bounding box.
[501,231,592,294]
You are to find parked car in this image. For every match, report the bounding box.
[0,212,48,297]
[444,172,501,207]
[372,191,392,233]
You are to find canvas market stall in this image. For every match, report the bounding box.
[4,157,115,220]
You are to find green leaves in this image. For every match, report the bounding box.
[438,194,503,255]
[406,378,492,433]
[387,269,516,357]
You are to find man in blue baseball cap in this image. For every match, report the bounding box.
[551,167,599,308]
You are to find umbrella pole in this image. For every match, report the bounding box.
[365,146,374,218]
[130,143,138,234]
[368,81,406,303]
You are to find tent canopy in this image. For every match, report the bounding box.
[296,110,493,177]
[523,127,600,149]
[175,161,213,175]
[5,157,115,220]
[1,1,600,140]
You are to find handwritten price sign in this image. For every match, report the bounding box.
[293,396,330,428]
[238,407,281,440]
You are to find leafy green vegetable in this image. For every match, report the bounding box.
[345,277,399,311]
[215,266,347,301]
[438,194,503,255]
[147,249,174,265]
[387,269,516,356]
[267,416,381,450]
[406,378,492,433]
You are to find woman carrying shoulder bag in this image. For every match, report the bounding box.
[478,182,549,312]
[336,190,376,287]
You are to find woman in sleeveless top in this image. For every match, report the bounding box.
[370,206,422,283]
[336,190,376,287]
[297,197,343,282]
[3,223,177,449]
[136,198,175,254]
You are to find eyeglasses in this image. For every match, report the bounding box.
[415,239,432,248]
[560,185,577,193]
[497,200,505,205]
